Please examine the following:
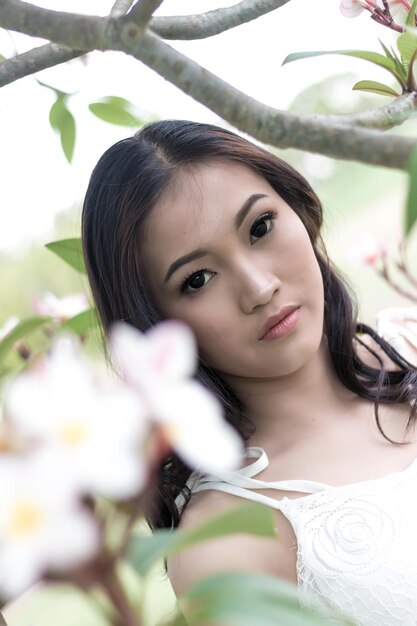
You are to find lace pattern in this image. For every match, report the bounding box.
[278,466,417,626]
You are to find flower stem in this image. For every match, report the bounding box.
[370,3,404,31]
[99,567,142,626]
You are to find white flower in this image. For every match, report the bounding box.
[0,450,99,598]
[345,231,387,267]
[109,321,243,474]
[32,291,88,321]
[0,316,19,342]
[5,336,148,500]
[377,306,417,366]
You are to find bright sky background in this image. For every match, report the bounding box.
[0,0,400,255]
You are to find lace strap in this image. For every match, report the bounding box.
[190,479,289,511]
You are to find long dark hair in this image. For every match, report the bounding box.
[81,119,417,530]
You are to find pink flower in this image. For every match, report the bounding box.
[345,231,387,267]
[340,0,410,17]
[32,292,88,321]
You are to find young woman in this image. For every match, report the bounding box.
[81,119,417,626]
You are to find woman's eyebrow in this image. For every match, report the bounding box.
[164,193,269,283]
[164,249,207,284]
[234,193,268,229]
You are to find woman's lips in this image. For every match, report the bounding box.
[259,306,301,341]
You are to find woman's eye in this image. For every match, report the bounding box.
[250,212,276,243]
[181,269,214,294]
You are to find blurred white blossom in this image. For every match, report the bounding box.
[0,450,99,598]
[109,321,243,474]
[345,231,387,267]
[377,306,417,366]
[5,336,148,500]
[32,291,88,321]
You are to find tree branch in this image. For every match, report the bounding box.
[1,0,416,168]
[119,30,417,170]
[318,92,417,130]
[149,0,291,40]
[0,0,140,88]
[0,43,83,87]
[0,0,109,50]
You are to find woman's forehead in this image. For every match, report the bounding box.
[146,161,274,233]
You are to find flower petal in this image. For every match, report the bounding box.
[151,381,243,473]
[145,321,197,381]
[110,320,197,386]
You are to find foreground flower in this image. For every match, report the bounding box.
[0,450,99,598]
[32,291,88,321]
[109,321,243,474]
[377,306,417,366]
[5,336,148,500]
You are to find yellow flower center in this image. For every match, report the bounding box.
[60,421,88,447]
[9,499,43,536]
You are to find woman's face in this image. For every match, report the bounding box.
[140,160,325,380]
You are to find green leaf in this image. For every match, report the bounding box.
[181,572,354,626]
[406,0,417,26]
[44,238,86,274]
[379,39,395,61]
[389,45,408,82]
[397,29,417,65]
[88,96,144,127]
[49,96,76,163]
[128,503,276,576]
[60,308,98,335]
[0,317,52,364]
[378,40,408,81]
[0,54,5,61]
[282,49,405,89]
[405,143,417,236]
[352,80,400,97]
[60,108,76,163]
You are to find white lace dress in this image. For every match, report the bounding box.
[183,446,417,626]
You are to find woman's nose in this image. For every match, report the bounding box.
[236,261,282,314]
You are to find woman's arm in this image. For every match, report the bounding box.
[168,490,298,599]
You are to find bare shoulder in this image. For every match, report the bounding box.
[167,489,298,599]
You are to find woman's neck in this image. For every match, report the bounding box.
[221,335,359,451]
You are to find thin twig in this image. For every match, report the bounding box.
[378,260,417,301]
[127,0,164,27]
[111,0,135,18]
